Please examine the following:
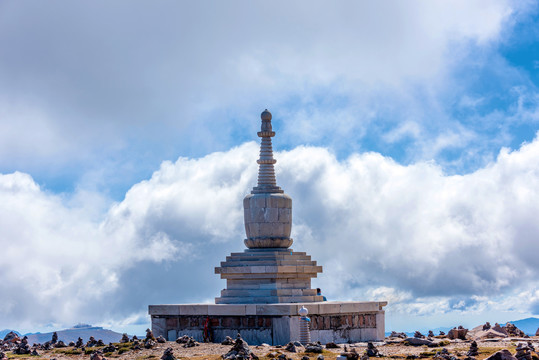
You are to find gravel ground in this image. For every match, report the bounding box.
[3,337,539,360]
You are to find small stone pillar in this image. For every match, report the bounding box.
[298,306,311,345]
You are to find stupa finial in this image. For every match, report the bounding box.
[252,109,283,194]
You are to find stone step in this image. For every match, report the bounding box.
[225,255,312,262]
[220,259,317,267]
[214,294,323,304]
[226,279,311,290]
[228,252,311,260]
[215,265,323,275]
[218,273,319,280]
[242,249,307,255]
[220,288,318,297]
[225,282,311,290]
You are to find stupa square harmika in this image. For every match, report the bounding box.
[149,110,387,345]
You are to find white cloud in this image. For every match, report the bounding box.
[0,0,523,180]
[2,134,539,330]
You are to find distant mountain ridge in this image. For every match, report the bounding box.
[22,324,127,345]
[385,317,539,336]
[508,317,539,336]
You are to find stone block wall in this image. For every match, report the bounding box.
[149,302,387,345]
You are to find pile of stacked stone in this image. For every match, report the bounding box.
[54,340,67,348]
[75,337,84,348]
[222,334,258,360]
[102,343,117,353]
[144,328,156,349]
[2,331,20,350]
[428,331,435,338]
[120,334,130,343]
[90,350,106,360]
[389,331,407,339]
[305,342,323,353]
[285,342,297,353]
[492,324,506,334]
[87,336,98,347]
[414,331,425,339]
[448,326,468,340]
[13,336,31,355]
[221,336,235,345]
[505,323,526,338]
[161,348,176,360]
[536,328,539,336]
[434,348,457,360]
[467,341,479,358]
[365,342,380,357]
[132,338,142,351]
[340,346,360,360]
[176,335,199,348]
[156,335,166,343]
[515,343,533,360]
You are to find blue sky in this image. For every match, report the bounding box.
[1,1,539,336]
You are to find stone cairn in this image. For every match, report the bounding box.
[215,110,323,304]
[162,348,176,360]
[222,333,257,360]
[467,341,479,358]
[515,343,533,360]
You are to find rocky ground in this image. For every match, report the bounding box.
[1,324,538,360]
[1,337,539,360]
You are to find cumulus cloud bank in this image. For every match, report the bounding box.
[0,0,530,193]
[1,137,539,330]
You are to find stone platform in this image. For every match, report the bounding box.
[149,301,387,345]
[215,248,323,304]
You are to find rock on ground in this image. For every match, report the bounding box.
[305,342,323,354]
[485,350,518,360]
[405,337,433,346]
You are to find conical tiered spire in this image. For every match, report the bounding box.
[251,109,283,194]
[242,109,292,249]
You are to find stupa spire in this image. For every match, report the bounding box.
[251,109,283,194]
[242,109,292,249]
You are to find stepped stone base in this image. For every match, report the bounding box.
[149,301,387,345]
[215,248,323,304]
